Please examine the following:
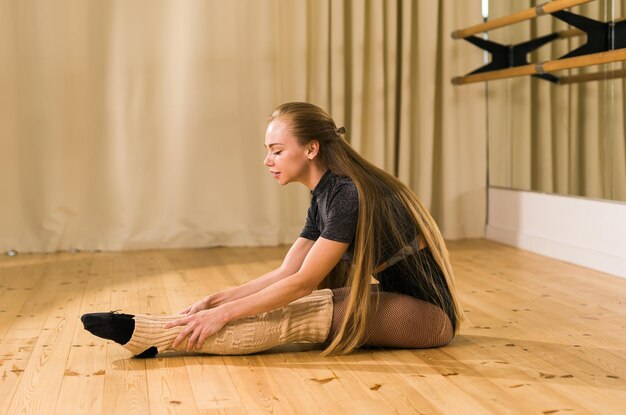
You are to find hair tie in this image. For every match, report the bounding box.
[336,127,346,135]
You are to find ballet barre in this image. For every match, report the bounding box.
[451,0,626,85]
[451,48,626,85]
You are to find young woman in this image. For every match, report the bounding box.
[81,102,463,357]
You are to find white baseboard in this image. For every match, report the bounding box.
[486,187,626,279]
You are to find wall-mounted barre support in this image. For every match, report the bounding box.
[451,48,626,85]
[451,0,594,39]
[464,33,560,74]
[552,11,626,58]
[463,34,562,83]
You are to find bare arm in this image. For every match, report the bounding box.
[181,237,316,314]
[221,237,348,322]
[166,237,348,350]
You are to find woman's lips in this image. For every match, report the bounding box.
[271,171,281,179]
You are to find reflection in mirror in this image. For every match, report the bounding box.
[486,0,626,202]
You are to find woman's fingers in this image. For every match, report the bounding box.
[172,323,194,349]
[186,329,202,352]
[168,315,204,349]
[196,328,214,349]
[165,310,225,351]
[181,305,202,316]
[163,316,189,329]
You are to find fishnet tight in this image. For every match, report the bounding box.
[328,286,454,348]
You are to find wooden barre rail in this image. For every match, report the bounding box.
[558,67,626,84]
[451,0,595,39]
[452,48,626,85]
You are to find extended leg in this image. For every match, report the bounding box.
[82,289,333,357]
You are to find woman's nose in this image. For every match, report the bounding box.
[264,154,273,166]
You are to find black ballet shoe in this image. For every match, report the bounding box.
[135,346,158,358]
[81,312,160,358]
[81,312,136,345]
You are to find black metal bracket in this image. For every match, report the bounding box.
[464,33,560,82]
[614,19,626,50]
[551,10,622,58]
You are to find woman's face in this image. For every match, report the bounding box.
[264,118,311,186]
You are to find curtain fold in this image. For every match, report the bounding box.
[0,0,486,253]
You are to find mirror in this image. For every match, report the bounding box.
[486,0,625,202]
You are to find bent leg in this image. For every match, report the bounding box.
[328,286,453,348]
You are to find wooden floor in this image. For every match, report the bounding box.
[0,239,625,414]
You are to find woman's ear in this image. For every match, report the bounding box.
[307,140,320,160]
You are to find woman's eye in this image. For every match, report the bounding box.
[273,151,282,156]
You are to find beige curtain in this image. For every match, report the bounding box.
[488,0,626,201]
[0,0,486,253]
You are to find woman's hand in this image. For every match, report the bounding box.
[178,296,211,315]
[163,307,228,352]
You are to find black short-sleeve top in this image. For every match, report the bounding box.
[299,170,416,262]
[299,169,457,330]
[299,170,359,260]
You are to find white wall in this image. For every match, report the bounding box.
[486,187,626,279]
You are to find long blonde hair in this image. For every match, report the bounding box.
[270,102,464,355]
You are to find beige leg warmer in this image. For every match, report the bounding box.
[123,289,333,356]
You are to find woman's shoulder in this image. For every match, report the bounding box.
[328,173,358,200]
[333,174,355,187]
